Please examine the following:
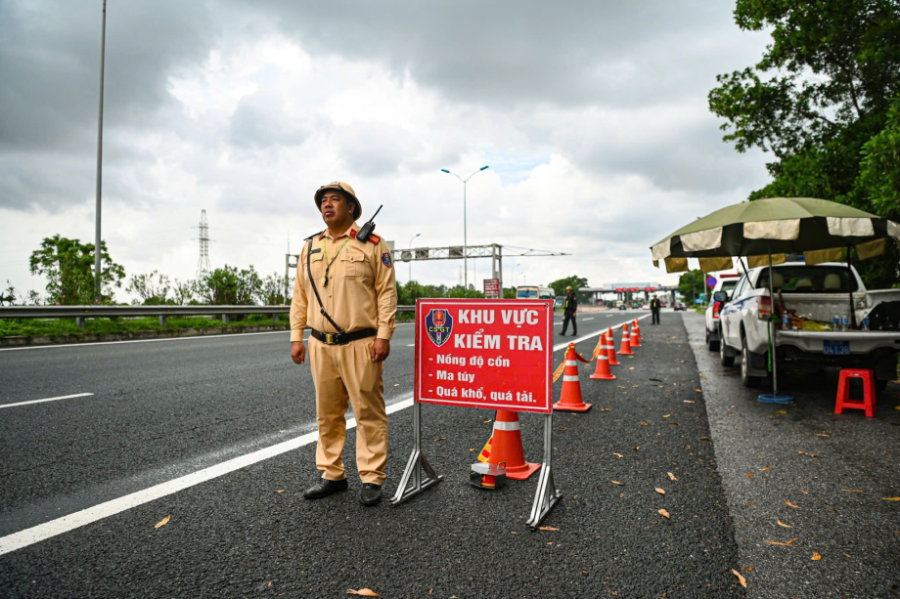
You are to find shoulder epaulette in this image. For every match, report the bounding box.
[304,231,324,242]
[367,233,381,244]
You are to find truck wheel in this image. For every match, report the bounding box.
[707,328,719,352]
[741,340,763,388]
[719,328,734,367]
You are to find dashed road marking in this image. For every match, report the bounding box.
[0,393,94,410]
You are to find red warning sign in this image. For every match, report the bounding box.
[415,298,553,413]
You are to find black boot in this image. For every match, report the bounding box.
[303,478,348,500]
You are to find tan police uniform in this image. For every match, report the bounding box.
[290,223,397,485]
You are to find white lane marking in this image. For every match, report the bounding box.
[606,314,614,317]
[0,393,415,557]
[0,321,417,353]
[407,343,415,347]
[0,393,94,410]
[582,318,594,321]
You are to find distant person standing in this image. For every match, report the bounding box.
[560,286,578,336]
[650,294,661,325]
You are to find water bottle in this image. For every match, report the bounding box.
[862,317,869,331]
[841,315,849,331]
[782,314,790,330]
[832,314,840,331]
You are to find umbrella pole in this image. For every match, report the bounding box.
[759,245,792,404]
[768,250,778,395]
[847,246,857,329]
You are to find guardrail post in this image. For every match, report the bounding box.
[76,317,86,329]
[159,315,167,327]
[272,313,279,324]
[222,313,229,324]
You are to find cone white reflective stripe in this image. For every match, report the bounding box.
[562,375,580,382]
[565,360,577,366]
[493,420,521,432]
[598,353,609,361]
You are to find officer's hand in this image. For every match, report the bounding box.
[291,341,306,365]
[371,338,390,362]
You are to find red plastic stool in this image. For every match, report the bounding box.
[835,369,876,417]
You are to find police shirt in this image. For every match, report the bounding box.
[564,295,578,314]
[290,223,398,342]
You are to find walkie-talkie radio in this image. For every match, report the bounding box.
[356,204,383,243]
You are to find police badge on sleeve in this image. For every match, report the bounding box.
[425,309,453,347]
[381,252,393,268]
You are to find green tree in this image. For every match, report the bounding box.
[678,270,704,304]
[171,278,197,305]
[258,273,290,305]
[198,265,262,305]
[126,270,172,305]
[549,276,589,302]
[709,0,900,287]
[1,281,16,305]
[28,235,125,304]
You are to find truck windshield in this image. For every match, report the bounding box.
[517,288,538,298]
[756,266,859,293]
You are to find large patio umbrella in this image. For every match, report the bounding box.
[650,197,900,402]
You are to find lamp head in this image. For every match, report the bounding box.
[480,165,489,171]
[440,169,450,173]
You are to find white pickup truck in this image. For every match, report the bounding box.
[717,262,900,390]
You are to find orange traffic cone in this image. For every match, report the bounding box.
[634,319,643,344]
[630,321,641,348]
[554,344,593,411]
[606,327,620,366]
[478,410,540,480]
[619,324,634,355]
[590,336,616,380]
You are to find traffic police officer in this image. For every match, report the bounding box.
[560,286,578,336]
[650,294,661,325]
[290,181,397,506]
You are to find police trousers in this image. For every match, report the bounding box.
[309,336,387,485]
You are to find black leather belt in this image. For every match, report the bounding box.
[310,328,377,345]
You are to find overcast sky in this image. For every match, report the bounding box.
[0,0,772,301]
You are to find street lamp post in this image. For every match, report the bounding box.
[408,233,420,283]
[510,263,521,297]
[440,165,489,290]
[94,0,108,302]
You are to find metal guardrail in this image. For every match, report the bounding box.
[0,305,416,328]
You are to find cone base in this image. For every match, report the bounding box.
[590,373,616,380]
[503,462,541,481]
[609,359,621,366]
[553,400,592,412]
[618,349,634,355]
[631,342,641,348]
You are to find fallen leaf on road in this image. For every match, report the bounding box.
[811,551,822,561]
[483,419,493,423]
[538,526,559,531]
[775,410,787,415]
[434,437,446,442]
[777,519,793,528]
[469,447,476,452]
[655,487,666,495]
[698,437,710,441]
[667,472,677,481]
[629,367,636,370]
[601,408,611,412]
[559,428,568,431]
[612,480,624,486]
[546,542,553,546]
[155,515,170,529]
[765,538,798,546]
[634,445,640,451]
[801,489,809,495]
[658,509,670,519]
[510,531,517,534]
[695,389,702,392]
[394,383,400,387]
[746,501,756,505]
[841,489,865,493]
[759,467,771,471]
[730,569,748,588]
[746,473,755,478]
[662,414,670,418]
[883,497,900,501]
[797,451,819,457]
[742,566,754,572]
[815,433,830,437]
[613,453,623,458]
[785,501,802,509]
[275,490,286,494]
[684,400,695,404]
[844,553,851,558]
[347,589,380,596]
[640,422,651,426]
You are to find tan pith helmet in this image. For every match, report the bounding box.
[315,181,361,220]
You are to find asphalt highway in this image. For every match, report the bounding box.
[0,309,896,597]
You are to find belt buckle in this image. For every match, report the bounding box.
[324,332,335,344]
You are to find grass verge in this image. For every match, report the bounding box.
[0,314,284,338]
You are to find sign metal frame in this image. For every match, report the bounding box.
[391,298,560,528]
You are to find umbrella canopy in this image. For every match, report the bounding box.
[651,197,900,272]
